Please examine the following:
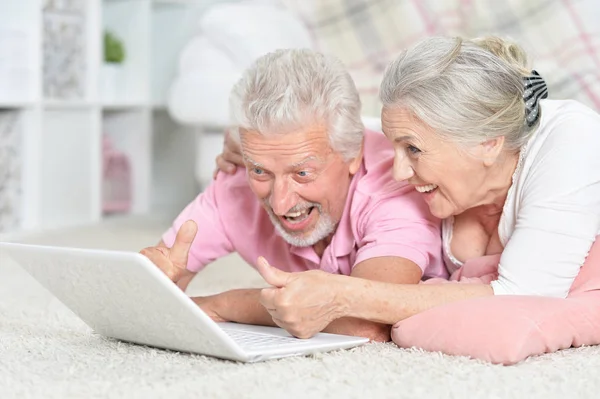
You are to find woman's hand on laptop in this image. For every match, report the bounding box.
[213,128,244,179]
[255,257,346,339]
[140,220,198,290]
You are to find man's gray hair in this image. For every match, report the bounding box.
[380,36,535,151]
[229,48,364,160]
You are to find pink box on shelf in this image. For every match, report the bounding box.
[102,135,131,214]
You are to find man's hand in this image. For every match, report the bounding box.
[255,257,347,339]
[140,220,198,289]
[212,128,244,179]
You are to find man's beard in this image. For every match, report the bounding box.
[264,201,336,247]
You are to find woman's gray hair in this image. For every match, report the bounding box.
[380,36,535,151]
[229,48,364,160]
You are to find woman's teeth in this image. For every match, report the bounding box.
[284,208,312,223]
[415,184,438,193]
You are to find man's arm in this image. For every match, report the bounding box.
[194,289,277,326]
[196,256,421,341]
[316,183,444,341]
[141,172,241,289]
[255,258,492,340]
[321,256,421,341]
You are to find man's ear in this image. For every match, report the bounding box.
[478,136,505,167]
[348,142,364,175]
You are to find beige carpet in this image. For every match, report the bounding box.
[1,216,599,399]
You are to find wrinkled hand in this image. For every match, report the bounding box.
[213,128,244,179]
[140,220,197,289]
[192,295,227,322]
[256,257,346,339]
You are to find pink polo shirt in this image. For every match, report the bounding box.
[162,130,447,279]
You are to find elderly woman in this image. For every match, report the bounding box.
[215,36,600,363]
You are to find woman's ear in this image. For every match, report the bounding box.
[479,136,506,167]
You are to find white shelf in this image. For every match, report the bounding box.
[43,100,97,109]
[38,109,100,227]
[0,1,40,105]
[101,0,150,104]
[0,0,202,235]
[0,102,35,109]
[152,0,199,4]
[102,102,150,110]
[151,102,168,110]
[102,108,152,214]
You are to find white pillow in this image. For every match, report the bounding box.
[198,2,313,68]
[168,1,313,127]
[167,38,241,126]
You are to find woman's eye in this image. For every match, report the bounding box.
[407,145,421,155]
[253,168,264,175]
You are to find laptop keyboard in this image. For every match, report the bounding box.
[223,328,311,350]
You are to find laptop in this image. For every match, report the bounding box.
[0,242,369,363]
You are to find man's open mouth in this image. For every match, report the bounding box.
[284,206,315,224]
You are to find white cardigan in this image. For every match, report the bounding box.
[443,99,600,297]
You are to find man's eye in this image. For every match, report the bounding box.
[297,171,308,177]
[407,145,421,155]
[253,168,264,175]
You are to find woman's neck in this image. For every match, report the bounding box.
[480,151,521,213]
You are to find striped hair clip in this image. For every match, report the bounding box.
[523,70,548,127]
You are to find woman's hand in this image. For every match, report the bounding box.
[255,257,348,338]
[213,128,245,178]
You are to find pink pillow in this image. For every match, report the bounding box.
[391,237,600,365]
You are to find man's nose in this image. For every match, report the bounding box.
[269,178,297,215]
[393,151,414,182]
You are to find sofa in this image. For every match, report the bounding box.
[167,0,599,188]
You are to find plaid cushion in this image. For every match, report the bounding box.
[282,0,600,116]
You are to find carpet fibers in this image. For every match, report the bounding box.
[1,216,599,399]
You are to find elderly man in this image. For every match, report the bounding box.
[141,48,446,342]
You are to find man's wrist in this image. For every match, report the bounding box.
[213,289,265,324]
[212,291,232,320]
[332,274,354,319]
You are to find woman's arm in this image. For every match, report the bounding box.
[339,277,493,325]
[256,257,493,338]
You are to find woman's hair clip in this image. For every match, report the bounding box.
[523,70,548,127]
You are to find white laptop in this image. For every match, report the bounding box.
[0,242,368,363]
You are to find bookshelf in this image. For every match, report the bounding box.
[0,0,214,235]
